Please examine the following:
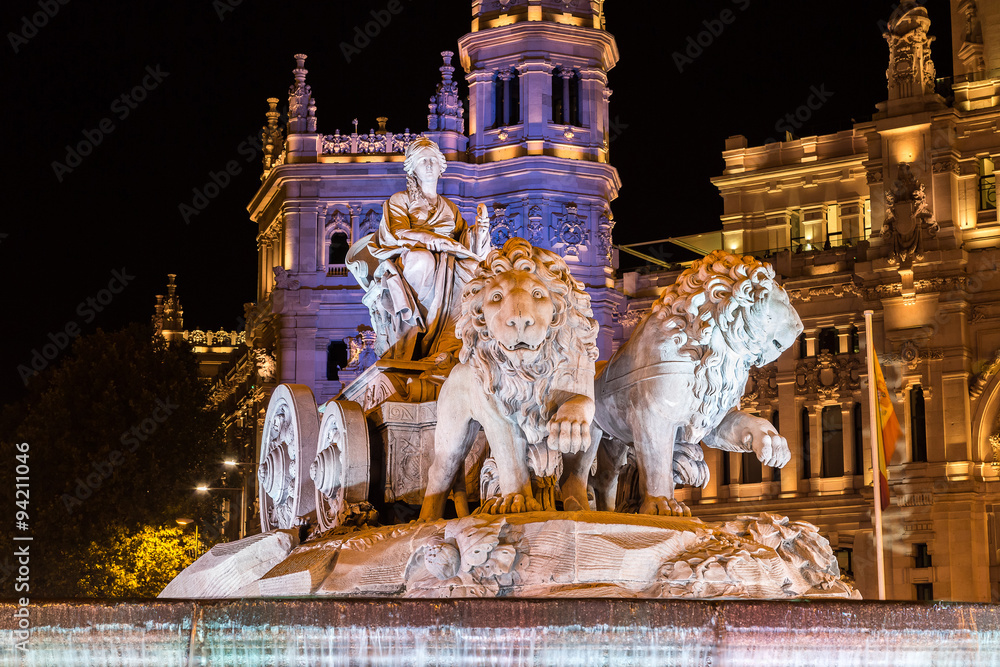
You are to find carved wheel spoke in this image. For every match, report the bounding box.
[312,399,370,531]
[258,384,319,532]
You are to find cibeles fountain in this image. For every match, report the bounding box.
[163,138,855,602]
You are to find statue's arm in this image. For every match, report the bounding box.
[702,409,791,468]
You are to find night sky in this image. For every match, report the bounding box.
[2,1,950,406]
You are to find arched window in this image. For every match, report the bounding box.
[328,232,349,266]
[801,407,811,479]
[853,402,864,474]
[818,327,839,355]
[911,385,927,462]
[327,340,348,381]
[821,405,844,477]
[552,67,580,127]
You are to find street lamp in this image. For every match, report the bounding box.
[194,486,245,540]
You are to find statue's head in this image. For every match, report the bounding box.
[403,137,447,186]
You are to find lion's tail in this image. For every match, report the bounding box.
[673,441,710,489]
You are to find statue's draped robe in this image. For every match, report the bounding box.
[361,191,483,361]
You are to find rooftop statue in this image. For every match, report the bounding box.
[588,251,802,516]
[347,137,490,362]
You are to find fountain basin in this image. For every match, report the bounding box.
[2,598,998,666]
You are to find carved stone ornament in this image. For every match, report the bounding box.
[741,364,778,410]
[597,210,615,266]
[883,2,937,100]
[273,266,300,290]
[165,511,858,600]
[427,51,464,133]
[258,385,319,531]
[311,399,373,532]
[795,352,862,400]
[549,203,589,256]
[253,349,276,381]
[526,205,545,245]
[881,163,938,266]
[488,203,519,248]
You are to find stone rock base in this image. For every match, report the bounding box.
[166,512,858,600]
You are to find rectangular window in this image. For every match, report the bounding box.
[911,386,927,462]
[821,406,845,478]
[801,407,811,480]
[914,543,932,569]
[864,199,872,238]
[979,157,996,211]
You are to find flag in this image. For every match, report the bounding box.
[872,349,901,511]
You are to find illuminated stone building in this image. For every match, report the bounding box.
[243,0,621,407]
[617,1,1000,602]
[181,0,1000,600]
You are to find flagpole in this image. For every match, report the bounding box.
[864,309,887,600]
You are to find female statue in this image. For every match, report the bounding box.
[347,137,490,361]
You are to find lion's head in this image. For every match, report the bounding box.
[457,238,599,444]
[652,250,802,440]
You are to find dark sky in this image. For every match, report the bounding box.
[2,0,950,406]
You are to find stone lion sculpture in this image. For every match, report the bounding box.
[419,238,599,521]
[571,250,802,517]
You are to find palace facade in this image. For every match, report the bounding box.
[161,0,1000,601]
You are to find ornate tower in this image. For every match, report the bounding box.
[456,0,622,353]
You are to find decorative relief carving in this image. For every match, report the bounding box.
[881,163,938,266]
[549,203,589,256]
[360,208,380,236]
[795,352,862,400]
[787,283,863,303]
[880,344,943,370]
[343,326,378,374]
[598,210,615,266]
[526,205,545,245]
[970,348,1000,399]
[487,203,519,247]
[254,349,277,381]
[273,266,300,290]
[741,364,778,410]
[326,210,351,238]
[258,385,319,531]
[883,3,937,100]
[311,399,373,532]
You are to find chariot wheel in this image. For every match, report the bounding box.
[258,384,319,532]
[311,399,370,531]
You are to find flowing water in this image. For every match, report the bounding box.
[2,599,998,666]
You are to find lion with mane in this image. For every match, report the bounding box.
[572,250,802,517]
[419,238,599,520]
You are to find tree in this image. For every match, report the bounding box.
[77,524,204,598]
[0,323,228,597]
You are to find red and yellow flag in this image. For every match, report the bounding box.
[872,349,901,511]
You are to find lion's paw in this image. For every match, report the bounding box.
[478,493,543,515]
[639,496,691,517]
